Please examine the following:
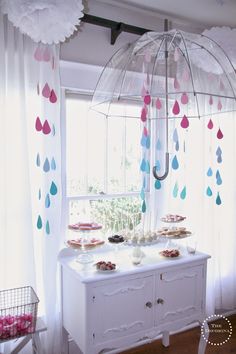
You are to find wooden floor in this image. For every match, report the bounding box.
[121,314,236,354]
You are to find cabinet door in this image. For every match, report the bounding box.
[155,265,203,325]
[90,275,154,344]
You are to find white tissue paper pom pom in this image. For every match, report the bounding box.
[0,0,84,44]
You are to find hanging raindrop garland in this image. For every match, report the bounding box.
[34,44,59,234]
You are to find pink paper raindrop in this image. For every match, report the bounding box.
[207,119,213,129]
[209,95,213,105]
[35,117,42,131]
[49,89,57,103]
[180,115,189,129]
[43,47,51,62]
[217,128,223,140]
[42,83,50,98]
[42,120,51,135]
[143,126,148,136]
[34,46,42,61]
[141,107,147,122]
[172,100,180,115]
[155,98,162,110]
[217,99,222,111]
[144,94,151,105]
[174,77,180,90]
[181,92,188,105]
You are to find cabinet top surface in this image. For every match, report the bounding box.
[58,241,210,283]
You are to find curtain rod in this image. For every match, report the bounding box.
[81,14,155,44]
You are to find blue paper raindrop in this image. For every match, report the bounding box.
[46,220,50,235]
[156,139,161,150]
[142,177,146,189]
[154,180,161,190]
[43,158,50,172]
[146,135,151,149]
[217,155,222,163]
[207,167,213,177]
[36,153,40,167]
[45,193,50,208]
[206,186,212,196]
[141,134,146,147]
[180,186,187,200]
[216,172,222,185]
[140,188,145,200]
[141,200,146,213]
[216,170,220,179]
[51,157,56,170]
[216,192,222,205]
[140,158,146,172]
[37,215,42,229]
[172,155,179,170]
[155,160,161,171]
[50,181,57,195]
[216,146,222,156]
[173,128,178,143]
[145,160,150,174]
[173,182,178,198]
[175,141,179,151]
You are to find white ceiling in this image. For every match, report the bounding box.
[105,0,236,27]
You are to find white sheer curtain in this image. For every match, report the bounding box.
[0,13,62,353]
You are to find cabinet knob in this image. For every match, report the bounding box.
[157,298,164,305]
[145,301,153,308]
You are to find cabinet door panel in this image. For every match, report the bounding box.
[156,265,203,325]
[91,275,154,344]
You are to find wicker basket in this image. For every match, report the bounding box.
[0,286,39,341]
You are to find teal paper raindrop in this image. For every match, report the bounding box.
[45,193,50,208]
[217,155,222,163]
[173,182,178,198]
[141,200,146,213]
[146,135,150,149]
[50,181,57,195]
[175,141,179,151]
[145,160,150,174]
[140,188,145,200]
[51,157,56,170]
[43,158,50,172]
[207,167,213,177]
[206,186,212,196]
[38,188,41,200]
[36,153,40,167]
[180,186,187,200]
[141,134,146,147]
[172,155,179,170]
[156,139,161,150]
[154,180,161,190]
[46,220,50,234]
[37,215,42,229]
[173,128,178,143]
[216,146,222,156]
[216,192,222,205]
[216,173,222,185]
[140,158,146,172]
[155,160,161,171]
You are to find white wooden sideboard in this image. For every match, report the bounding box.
[58,244,210,354]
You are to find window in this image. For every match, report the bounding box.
[64,92,142,234]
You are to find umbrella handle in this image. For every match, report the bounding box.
[152,152,169,181]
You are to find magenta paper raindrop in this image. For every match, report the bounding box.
[180,115,189,129]
[35,117,42,131]
[34,46,42,61]
[144,94,151,105]
[209,95,213,105]
[207,119,213,129]
[174,77,180,90]
[181,92,188,105]
[49,89,57,103]
[143,126,148,136]
[172,100,180,115]
[217,99,222,111]
[155,98,162,110]
[42,120,51,135]
[43,47,50,62]
[141,106,147,122]
[217,128,223,139]
[42,83,50,98]
[174,47,180,62]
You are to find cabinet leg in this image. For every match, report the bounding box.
[62,327,69,354]
[162,331,170,347]
[198,320,209,354]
